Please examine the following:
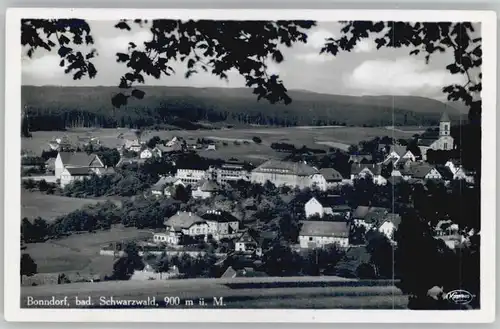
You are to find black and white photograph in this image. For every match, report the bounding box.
[5,8,496,323]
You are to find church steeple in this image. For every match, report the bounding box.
[439,112,450,137]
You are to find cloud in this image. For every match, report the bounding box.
[345,57,465,96]
[22,55,64,80]
[353,39,375,53]
[97,30,153,56]
[306,29,335,49]
[295,52,335,63]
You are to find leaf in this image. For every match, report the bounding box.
[131,89,145,99]
[472,46,482,57]
[115,22,131,31]
[112,93,129,108]
[187,58,196,69]
[409,49,420,56]
[73,70,84,80]
[446,63,460,74]
[59,59,65,67]
[272,50,284,63]
[87,63,97,79]
[85,35,94,45]
[116,53,130,62]
[129,42,137,49]
[57,46,72,57]
[59,35,70,45]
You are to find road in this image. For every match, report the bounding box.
[21,276,408,309]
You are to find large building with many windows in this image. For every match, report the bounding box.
[250,160,327,190]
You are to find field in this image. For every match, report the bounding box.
[21,190,105,220]
[22,126,422,163]
[21,276,408,309]
[23,227,152,275]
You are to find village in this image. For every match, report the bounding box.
[20,111,478,284]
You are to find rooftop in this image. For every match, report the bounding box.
[319,168,343,181]
[164,212,205,230]
[253,160,319,176]
[299,221,350,237]
[59,152,102,167]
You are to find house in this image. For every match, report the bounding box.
[175,168,208,185]
[418,112,454,160]
[350,163,386,185]
[124,139,142,152]
[60,167,93,188]
[445,160,474,183]
[192,180,220,199]
[352,206,389,228]
[411,164,442,180]
[140,148,154,159]
[200,210,240,240]
[92,167,116,176]
[384,145,416,164]
[318,168,344,188]
[151,176,183,196]
[156,211,209,245]
[206,144,217,151]
[434,166,454,182]
[215,161,251,184]
[434,220,463,249]
[250,160,327,191]
[304,195,351,219]
[55,152,105,180]
[298,221,350,249]
[154,143,183,156]
[235,230,276,256]
[378,213,402,240]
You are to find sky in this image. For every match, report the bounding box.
[21,20,479,100]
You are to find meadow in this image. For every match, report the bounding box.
[23,226,152,275]
[21,190,103,220]
[22,126,420,163]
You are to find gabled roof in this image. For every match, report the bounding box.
[387,176,404,185]
[440,112,451,122]
[319,168,343,181]
[349,154,373,163]
[197,180,219,192]
[59,152,102,167]
[164,212,205,230]
[411,164,435,179]
[152,176,178,190]
[390,145,408,157]
[201,210,239,223]
[380,213,402,229]
[351,163,382,176]
[434,166,453,180]
[65,167,93,176]
[253,160,318,176]
[352,206,388,220]
[299,221,350,237]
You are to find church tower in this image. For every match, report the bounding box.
[439,112,451,137]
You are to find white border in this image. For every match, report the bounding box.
[5,8,497,323]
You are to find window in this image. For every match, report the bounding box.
[444,124,448,131]
[309,237,313,241]
[444,143,448,149]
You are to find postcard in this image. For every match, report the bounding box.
[5,8,496,323]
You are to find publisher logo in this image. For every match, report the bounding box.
[444,290,475,305]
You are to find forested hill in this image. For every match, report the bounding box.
[21,86,465,131]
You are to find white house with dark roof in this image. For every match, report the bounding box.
[250,160,327,191]
[352,206,389,228]
[154,211,209,245]
[384,145,416,164]
[318,168,344,188]
[378,213,402,240]
[304,195,351,219]
[55,152,105,182]
[192,180,220,199]
[151,176,185,196]
[139,148,154,159]
[350,163,387,185]
[298,221,350,249]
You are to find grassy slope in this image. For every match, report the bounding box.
[23,227,152,274]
